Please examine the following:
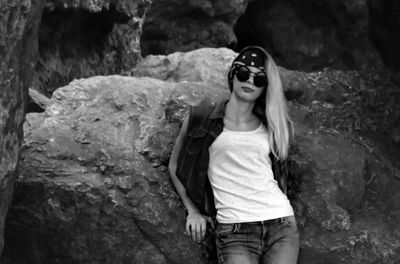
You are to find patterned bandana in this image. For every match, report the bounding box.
[233,48,266,70]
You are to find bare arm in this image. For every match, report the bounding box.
[168,114,200,215]
[168,114,213,242]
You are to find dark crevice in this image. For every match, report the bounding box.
[26,101,45,113]
[39,8,114,60]
[36,6,132,96]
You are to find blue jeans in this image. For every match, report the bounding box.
[215,216,299,264]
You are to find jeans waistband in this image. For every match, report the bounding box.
[216,216,293,227]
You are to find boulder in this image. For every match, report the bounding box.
[3,75,228,264]
[3,48,400,263]
[0,0,46,256]
[287,70,400,263]
[34,0,152,96]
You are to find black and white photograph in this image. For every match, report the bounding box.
[1,0,400,263]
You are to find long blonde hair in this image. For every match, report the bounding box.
[228,46,293,159]
[264,51,293,159]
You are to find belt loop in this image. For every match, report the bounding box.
[232,223,241,233]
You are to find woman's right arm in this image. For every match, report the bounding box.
[168,114,213,243]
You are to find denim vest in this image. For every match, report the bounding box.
[176,99,289,217]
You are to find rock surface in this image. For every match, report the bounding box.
[3,48,400,263]
[3,76,228,264]
[140,0,250,56]
[286,69,400,263]
[0,0,45,256]
[35,0,152,96]
[130,47,237,89]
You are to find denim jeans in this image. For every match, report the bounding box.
[215,216,299,264]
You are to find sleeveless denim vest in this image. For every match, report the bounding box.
[176,99,289,217]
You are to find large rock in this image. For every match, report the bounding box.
[2,48,232,263]
[140,0,250,56]
[286,69,400,263]
[0,0,45,256]
[34,0,152,96]
[3,48,400,263]
[3,75,228,264]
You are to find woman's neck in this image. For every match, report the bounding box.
[225,96,257,123]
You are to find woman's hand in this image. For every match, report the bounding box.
[186,211,214,243]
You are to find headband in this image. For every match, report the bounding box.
[232,48,266,70]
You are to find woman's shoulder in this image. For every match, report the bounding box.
[190,97,214,116]
[191,97,228,118]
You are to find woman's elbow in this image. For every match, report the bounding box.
[168,159,177,178]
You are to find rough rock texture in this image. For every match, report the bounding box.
[367,0,400,70]
[0,0,46,256]
[285,69,400,263]
[140,0,250,56]
[130,47,237,89]
[35,0,152,96]
[234,0,383,71]
[2,49,233,264]
[3,48,400,263]
[3,77,228,264]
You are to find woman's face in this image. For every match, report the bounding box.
[231,65,266,102]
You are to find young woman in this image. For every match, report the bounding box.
[168,46,299,264]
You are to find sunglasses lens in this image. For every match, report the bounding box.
[235,67,250,82]
[254,74,267,88]
[234,66,267,88]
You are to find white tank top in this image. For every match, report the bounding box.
[208,124,294,223]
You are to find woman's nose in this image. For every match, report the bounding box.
[247,73,255,84]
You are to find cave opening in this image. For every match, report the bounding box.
[36,7,118,96]
[39,8,114,65]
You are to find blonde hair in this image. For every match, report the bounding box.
[264,52,293,159]
[228,46,293,159]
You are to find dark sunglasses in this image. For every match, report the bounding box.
[234,66,268,88]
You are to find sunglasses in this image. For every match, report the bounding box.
[234,66,268,88]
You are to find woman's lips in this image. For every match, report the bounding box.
[241,86,254,93]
